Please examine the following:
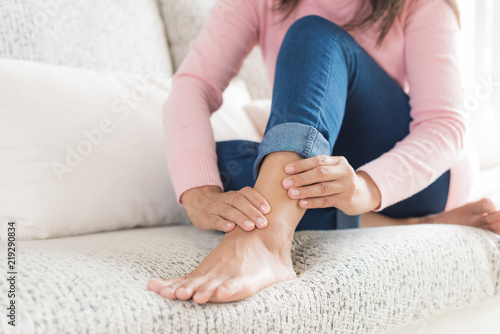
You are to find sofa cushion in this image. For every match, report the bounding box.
[0,0,173,76]
[0,58,187,241]
[0,59,260,241]
[158,0,272,100]
[1,224,498,333]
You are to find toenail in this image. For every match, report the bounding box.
[256,217,267,228]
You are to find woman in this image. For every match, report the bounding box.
[147,0,500,304]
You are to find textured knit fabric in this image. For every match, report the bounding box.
[163,0,472,211]
[0,224,498,333]
[0,0,173,77]
[157,0,272,99]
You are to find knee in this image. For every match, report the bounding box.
[285,15,348,41]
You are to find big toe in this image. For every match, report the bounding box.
[147,277,181,294]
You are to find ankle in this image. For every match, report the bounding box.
[225,219,294,254]
[260,218,295,253]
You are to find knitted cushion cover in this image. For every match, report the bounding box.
[157,0,272,100]
[0,224,498,333]
[0,0,173,77]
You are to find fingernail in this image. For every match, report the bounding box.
[226,222,234,230]
[285,165,295,173]
[290,189,300,197]
[301,200,308,206]
[243,220,254,229]
[256,217,267,228]
[283,179,293,188]
[260,204,269,213]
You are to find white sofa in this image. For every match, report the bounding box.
[0,1,499,333]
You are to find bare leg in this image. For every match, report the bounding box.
[147,152,305,303]
[361,198,500,234]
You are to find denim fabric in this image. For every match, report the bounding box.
[215,15,450,231]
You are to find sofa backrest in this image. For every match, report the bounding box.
[0,0,173,77]
[157,0,272,99]
[0,0,271,100]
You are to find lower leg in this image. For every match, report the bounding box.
[361,198,500,234]
[148,152,306,304]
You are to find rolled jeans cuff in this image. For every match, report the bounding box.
[253,122,331,179]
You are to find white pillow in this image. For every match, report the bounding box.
[243,99,272,140]
[0,59,260,241]
[0,59,185,241]
[211,80,261,142]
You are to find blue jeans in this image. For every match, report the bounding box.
[216,15,450,231]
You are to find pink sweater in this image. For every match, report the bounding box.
[163,0,475,212]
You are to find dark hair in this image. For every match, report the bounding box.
[276,0,460,45]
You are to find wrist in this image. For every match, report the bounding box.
[180,185,222,209]
[356,171,381,212]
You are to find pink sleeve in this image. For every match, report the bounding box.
[356,0,466,211]
[163,0,259,204]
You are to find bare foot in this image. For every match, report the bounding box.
[418,198,500,234]
[147,223,296,304]
[362,198,500,235]
[148,152,307,304]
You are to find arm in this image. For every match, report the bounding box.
[164,0,260,204]
[356,0,466,211]
[164,1,273,232]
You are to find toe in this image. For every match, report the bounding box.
[212,278,253,303]
[175,278,205,301]
[192,279,224,304]
[215,280,238,300]
[147,277,182,294]
[485,211,500,224]
[475,198,497,215]
[160,279,186,299]
[490,222,500,235]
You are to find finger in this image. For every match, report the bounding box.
[298,195,338,209]
[239,186,271,214]
[284,155,341,174]
[288,181,341,199]
[210,216,236,232]
[217,203,256,231]
[237,188,269,229]
[226,193,267,229]
[283,165,342,189]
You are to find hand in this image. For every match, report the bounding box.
[281,155,381,215]
[181,185,271,232]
